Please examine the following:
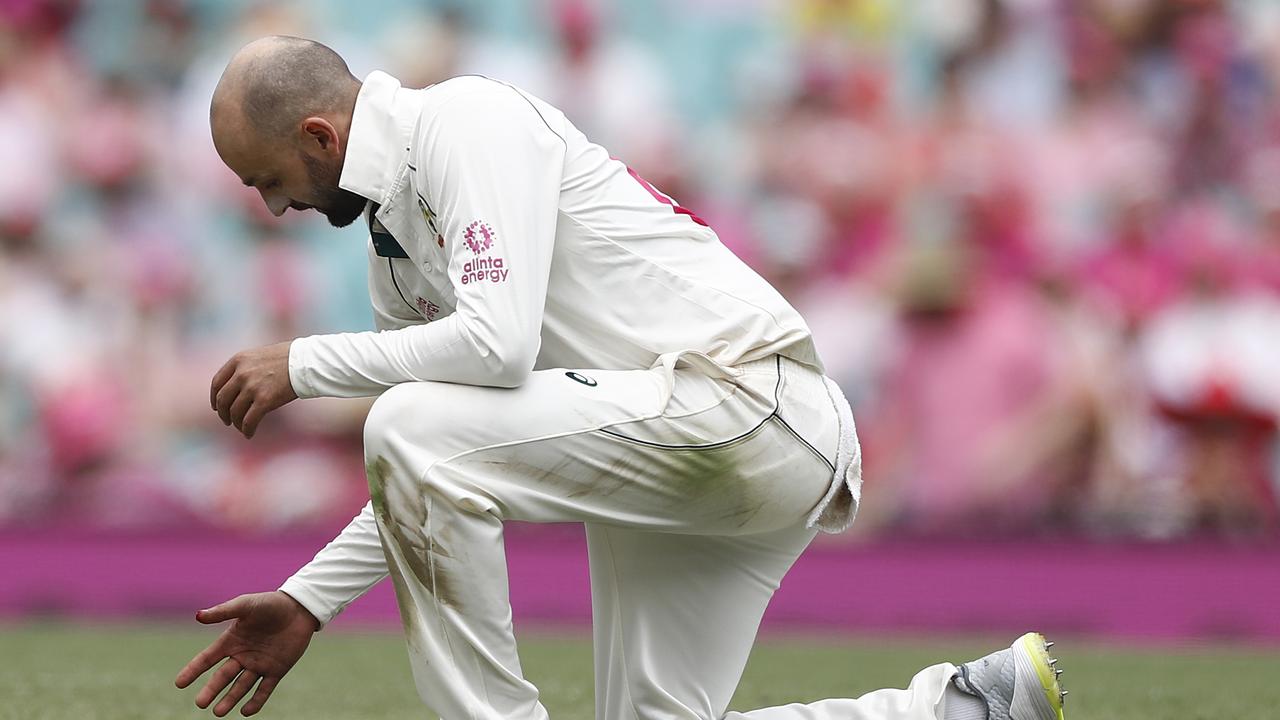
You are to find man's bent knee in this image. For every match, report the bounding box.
[364,383,441,514]
[364,382,437,458]
[363,381,507,522]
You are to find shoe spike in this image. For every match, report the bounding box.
[1048,658,1057,666]
[1045,641,1054,649]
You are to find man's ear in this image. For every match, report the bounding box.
[301,117,340,154]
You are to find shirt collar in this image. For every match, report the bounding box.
[339,71,424,205]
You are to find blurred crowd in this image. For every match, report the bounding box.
[1,0,1278,539]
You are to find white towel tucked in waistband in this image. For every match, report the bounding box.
[806,376,862,533]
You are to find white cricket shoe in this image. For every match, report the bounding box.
[952,632,1066,720]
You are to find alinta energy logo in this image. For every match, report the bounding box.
[460,219,508,285]
[463,220,495,254]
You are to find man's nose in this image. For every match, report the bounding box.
[260,190,289,217]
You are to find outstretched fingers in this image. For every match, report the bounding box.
[239,676,280,717]
[176,639,229,689]
[196,658,243,709]
[213,670,260,717]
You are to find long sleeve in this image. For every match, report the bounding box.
[288,86,566,398]
[278,501,388,628]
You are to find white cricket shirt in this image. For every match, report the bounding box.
[287,72,820,398]
[278,73,842,626]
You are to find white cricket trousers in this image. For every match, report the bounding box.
[362,354,957,720]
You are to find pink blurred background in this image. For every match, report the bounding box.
[1,0,1279,638]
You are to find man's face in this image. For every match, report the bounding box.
[214,121,367,228]
[298,152,368,228]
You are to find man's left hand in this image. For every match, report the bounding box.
[211,341,298,439]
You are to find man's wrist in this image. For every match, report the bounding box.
[286,336,316,399]
[277,589,322,632]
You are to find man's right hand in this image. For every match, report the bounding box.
[175,591,320,717]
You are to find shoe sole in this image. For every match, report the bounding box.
[1014,632,1066,720]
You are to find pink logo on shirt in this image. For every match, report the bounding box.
[458,219,509,285]
[416,296,441,320]
[463,220,496,254]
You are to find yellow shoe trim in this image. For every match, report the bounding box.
[1018,632,1066,720]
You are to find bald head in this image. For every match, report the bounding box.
[211,36,367,227]
[212,35,359,141]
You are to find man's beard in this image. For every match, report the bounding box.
[302,154,368,228]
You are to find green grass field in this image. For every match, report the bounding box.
[2,622,1275,719]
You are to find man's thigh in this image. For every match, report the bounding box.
[366,357,838,534]
[364,363,669,460]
